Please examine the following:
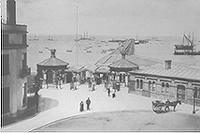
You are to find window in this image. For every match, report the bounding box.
[136,79,139,89]
[148,81,152,90]
[161,82,165,92]
[140,80,143,89]
[9,34,23,44]
[152,81,156,91]
[2,54,9,75]
[194,87,200,99]
[22,34,27,45]
[166,83,169,93]
[22,53,27,70]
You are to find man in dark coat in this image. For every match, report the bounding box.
[86,97,91,110]
[80,101,84,112]
[107,88,111,96]
[112,92,116,98]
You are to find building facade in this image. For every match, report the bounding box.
[1,0,30,121]
[128,60,200,106]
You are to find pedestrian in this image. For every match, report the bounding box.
[112,92,116,98]
[107,88,111,96]
[86,97,91,110]
[92,79,95,91]
[80,101,84,112]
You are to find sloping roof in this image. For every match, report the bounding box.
[37,49,69,67]
[120,39,135,55]
[109,58,139,69]
[95,39,134,66]
[95,66,110,73]
[96,39,158,67]
[126,55,159,67]
[131,63,200,81]
[37,57,69,67]
[68,64,86,73]
[84,64,97,72]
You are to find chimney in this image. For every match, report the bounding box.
[7,0,16,25]
[165,60,172,70]
[50,49,56,58]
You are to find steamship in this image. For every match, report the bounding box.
[174,34,200,55]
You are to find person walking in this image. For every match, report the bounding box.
[86,97,91,110]
[107,88,111,96]
[80,101,84,112]
[112,92,116,98]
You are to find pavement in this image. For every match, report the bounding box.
[1,83,200,132]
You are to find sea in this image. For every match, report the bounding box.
[27,35,200,73]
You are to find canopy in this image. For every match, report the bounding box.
[37,49,69,70]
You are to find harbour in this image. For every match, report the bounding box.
[1,0,200,131]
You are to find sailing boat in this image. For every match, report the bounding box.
[174,33,200,55]
[29,35,39,41]
[48,35,55,41]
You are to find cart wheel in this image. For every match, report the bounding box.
[165,106,170,112]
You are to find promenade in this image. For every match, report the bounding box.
[2,83,200,132]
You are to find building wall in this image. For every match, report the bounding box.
[2,48,27,114]
[128,74,200,106]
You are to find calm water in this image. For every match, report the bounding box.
[27,35,200,73]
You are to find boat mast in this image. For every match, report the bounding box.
[75,5,79,65]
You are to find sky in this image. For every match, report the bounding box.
[1,0,200,37]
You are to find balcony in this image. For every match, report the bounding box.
[19,66,31,78]
[2,23,27,33]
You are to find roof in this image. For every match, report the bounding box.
[68,64,86,73]
[96,39,158,67]
[37,57,69,67]
[95,66,110,73]
[120,39,135,55]
[109,58,139,69]
[95,39,133,66]
[37,49,69,67]
[126,55,159,67]
[131,63,200,82]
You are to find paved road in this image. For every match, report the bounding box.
[33,110,200,131]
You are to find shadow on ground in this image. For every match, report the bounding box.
[38,96,59,113]
[2,96,58,127]
[33,110,200,132]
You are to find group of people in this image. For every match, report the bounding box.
[107,87,116,98]
[80,97,91,112]
[87,77,96,91]
[105,80,120,98]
